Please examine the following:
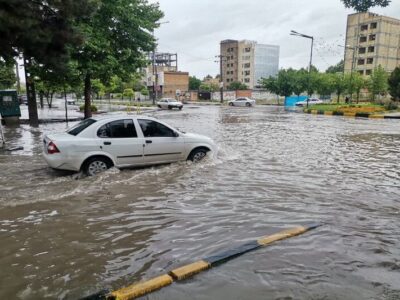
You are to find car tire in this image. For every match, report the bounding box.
[179,106,183,110]
[84,157,112,176]
[229,102,234,106]
[168,105,172,110]
[246,102,251,107]
[157,105,161,108]
[187,147,208,163]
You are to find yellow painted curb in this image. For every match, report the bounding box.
[343,112,356,117]
[324,111,333,116]
[311,110,318,114]
[169,260,211,280]
[257,226,307,246]
[110,274,173,300]
[369,114,384,119]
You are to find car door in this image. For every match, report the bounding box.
[97,119,144,167]
[236,98,245,106]
[138,119,185,164]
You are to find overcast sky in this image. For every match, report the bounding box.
[151,0,400,79]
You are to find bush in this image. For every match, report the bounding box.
[80,104,98,112]
[384,101,398,111]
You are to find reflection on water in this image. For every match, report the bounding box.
[0,106,400,299]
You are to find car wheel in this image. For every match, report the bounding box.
[229,102,233,106]
[179,106,183,110]
[168,105,172,110]
[84,157,111,176]
[246,102,251,107]
[157,105,161,108]
[188,148,208,163]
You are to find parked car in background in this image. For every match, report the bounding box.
[295,98,323,107]
[157,98,183,110]
[228,97,256,107]
[18,95,28,105]
[43,115,215,176]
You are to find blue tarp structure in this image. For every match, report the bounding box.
[284,95,307,106]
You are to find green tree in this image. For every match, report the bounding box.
[199,82,219,92]
[92,79,106,99]
[369,65,388,101]
[340,0,391,12]
[388,67,400,101]
[326,60,344,74]
[316,73,335,98]
[291,69,308,97]
[72,0,163,118]
[140,87,149,97]
[123,88,134,101]
[333,73,346,103]
[260,76,281,105]
[0,60,16,89]
[0,0,95,125]
[352,72,367,103]
[228,81,248,90]
[189,76,202,90]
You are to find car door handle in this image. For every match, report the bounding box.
[104,141,112,145]
[145,140,152,144]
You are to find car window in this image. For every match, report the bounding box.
[67,118,97,136]
[97,119,137,138]
[138,119,175,137]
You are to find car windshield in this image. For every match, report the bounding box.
[67,119,97,136]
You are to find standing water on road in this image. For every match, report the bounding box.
[0,106,399,299]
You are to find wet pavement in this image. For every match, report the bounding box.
[0,105,400,299]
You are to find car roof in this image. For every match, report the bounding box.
[90,114,158,122]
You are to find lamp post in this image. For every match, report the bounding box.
[152,21,169,105]
[290,30,314,108]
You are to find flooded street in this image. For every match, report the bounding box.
[1,105,400,299]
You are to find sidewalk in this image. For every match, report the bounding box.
[19,105,84,123]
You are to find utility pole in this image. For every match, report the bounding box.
[15,59,21,94]
[215,55,226,103]
[290,30,314,108]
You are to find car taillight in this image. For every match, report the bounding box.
[47,141,60,154]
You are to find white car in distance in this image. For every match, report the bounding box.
[228,97,256,107]
[295,98,324,107]
[157,98,183,110]
[43,115,215,176]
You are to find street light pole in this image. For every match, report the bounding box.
[152,21,169,105]
[339,44,358,103]
[290,30,314,108]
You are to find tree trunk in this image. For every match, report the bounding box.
[337,93,340,103]
[24,57,39,127]
[84,73,92,119]
[49,92,54,108]
[39,91,44,108]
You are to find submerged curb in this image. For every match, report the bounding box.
[81,224,321,300]
[303,109,400,119]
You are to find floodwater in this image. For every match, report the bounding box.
[0,105,399,299]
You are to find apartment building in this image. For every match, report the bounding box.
[220,39,279,89]
[344,12,400,76]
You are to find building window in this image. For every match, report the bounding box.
[244,78,250,83]
[366,69,372,75]
[244,63,250,68]
[227,56,230,60]
[359,36,367,43]
[368,46,375,53]
[358,70,364,75]
[358,59,365,65]
[367,58,373,64]
[358,47,366,54]
[369,34,376,41]
[361,24,368,31]
[244,47,251,53]
[244,71,250,76]
[371,22,377,29]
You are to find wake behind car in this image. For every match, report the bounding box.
[295,98,323,107]
[43,115,215,176]
[157,98,183,110]
[228,97,256,107]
